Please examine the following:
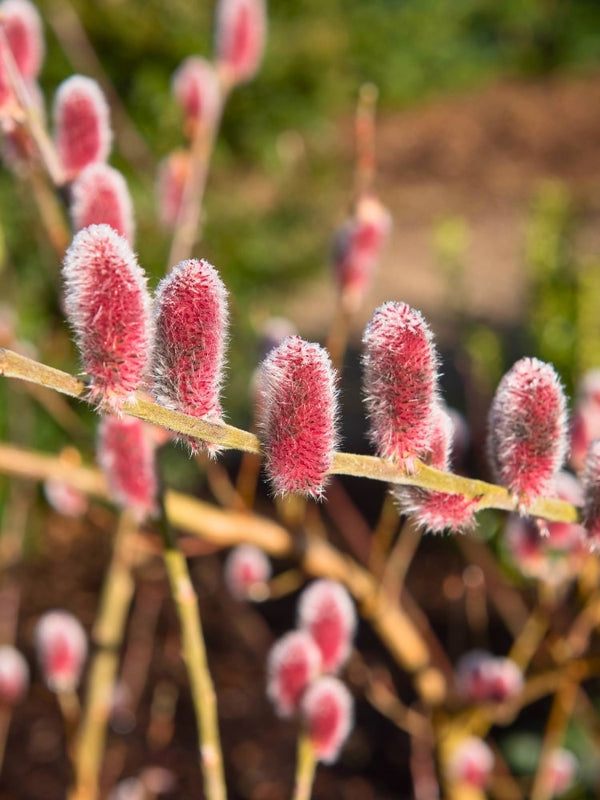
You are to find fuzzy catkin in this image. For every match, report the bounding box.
[152,258,228,453]
[362,301,439,468]
[258,336,338,498]
[215,0,266,85]
[53,75,112,179]
[488,357,568,502]
[62,224,153,409]
[69,163,135,244]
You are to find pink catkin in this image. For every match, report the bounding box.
[488,357,568,503]
[297,580,356,674]
[0,0,44,80]
[582,439,600,550]
[266,630,322,718]
[53,75,112,179]
[215,0,266,85]
[332,194,391,307]
[570,369,600,472]
[362,302,439,469]
[70,163,135,244]
[542,749,577,797]
[456,650,523,704]
[259,336,338,498]
[224,544,271,601]
[0,645,29,705]
[62,225,152,409]
[97,415,158,522]
[301,676,353,764]
[35,610,87,693]
[172,56,220,132]
[152,258,228,454]
[393,403,478,533]
[447,737,494,788]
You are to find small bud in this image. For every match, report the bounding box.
[301,676,353,764]
[570,370,600,472]
[393,404,478,533]
[259,336,338,498]
[156,150,190,228]
[362,302,439,469]
[488,358,568,503]
[62,224,153,409]
[35,610,87,693]
[297,580,356,673]
[542,749,577,798]
[447,736,493,788]
[0,0,44,80]
[97,416,158,522]
[0,645,29,705]
[456,650,523,704]
[266,630,322,718]
[44,478,88,518]
[332,195,391,310]
[152,258,228,454]
[53,75,112,179]
[70,163,135,244]
[582,439,600,550]
[224,544,271,601]
[215,0,266,86]
[172,56,220,134]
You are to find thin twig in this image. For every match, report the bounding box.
[292,732,318,800]
[70,512,138,800]
[157,494,226,800]
[0,348,580,524]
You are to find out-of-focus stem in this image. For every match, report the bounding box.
[70,512,138,800]
[292,732,318,800]
[0,28,66,187]
[354,82,378,197]
[0,348,580,525]
[157,500,226,800]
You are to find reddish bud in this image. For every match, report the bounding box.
[97,415,158,522]
[70,163,135,244]
[62,224,153,409]
[301,676,353,764]
[456,650,523,704]
[266,630,322,718]
[224,544,271,601]
[259,336,338,498]
[570,370,600,472]
[0,645,29,705]
[488,358,568,503]
[447,737,493,788]
[35,610,87,693]
[362,302,439,469]
[582,439,600,550]
[215,0,266,86]
[156,150,190,228]
[0,0,44,80]
[394,405,478,533]
[542,749,577,797]
[53,75,112,179]
[172,56,220,133]
[152,258,228,454]
[332,195,391,310]
[297,580,356,673]
[44,478,88,518]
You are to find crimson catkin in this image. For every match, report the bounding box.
[300,676,354,764]
[62,224,153,409]
[362,301,439,469]
[53,75,112,179]
[215,0,266,85]
[258,336,338,498]
[69,162,135,244]
[152,258,228,453]
[488,357,568,502]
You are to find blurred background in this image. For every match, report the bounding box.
[2,1,600,798]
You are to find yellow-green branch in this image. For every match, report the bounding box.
[0,347,579,524]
